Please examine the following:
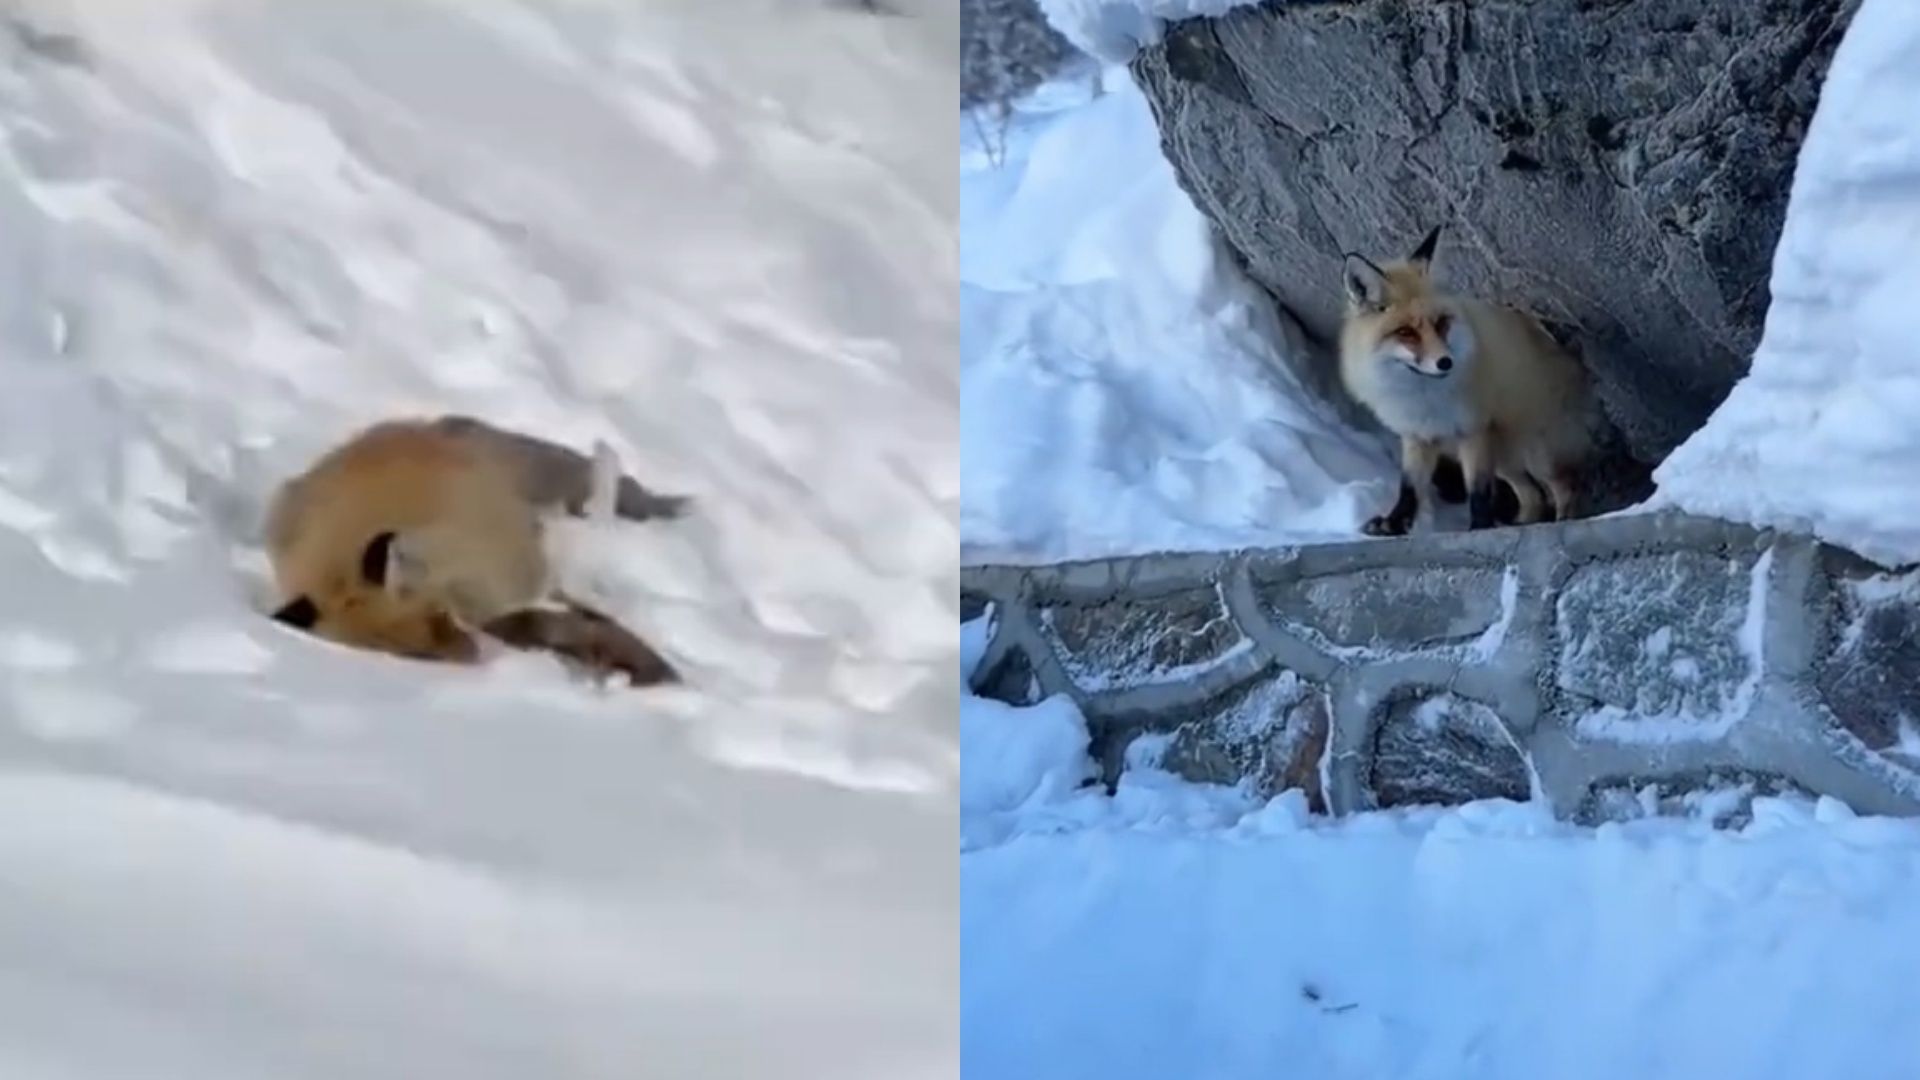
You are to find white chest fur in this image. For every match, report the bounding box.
[1355,361,1480,440]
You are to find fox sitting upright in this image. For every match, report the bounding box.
[265,414,686,687]
[1338,225,1597,536]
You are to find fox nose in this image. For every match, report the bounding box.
[1435,355,1454,372]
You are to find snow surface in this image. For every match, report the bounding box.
[1655,0,1920,569]
[960,656,1920,1080]
[1032,0,1265,65]
[0,2,956,1077]
[960,66,1392,564]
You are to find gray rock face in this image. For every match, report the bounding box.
[1130,0,1860,463]
[1816,556,1920,759]
[1161,668,1329,808]
[1038,583,1246,690]
[1553,550,1760,733]
[1368,690,1529,809]
[1260,563,1504,651]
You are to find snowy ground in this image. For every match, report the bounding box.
[960,65,1392,564]
[0,2,956,1077]
[1654,0,1920,570]
[960,620,1920,1080]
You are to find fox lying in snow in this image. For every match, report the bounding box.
[1339,225,1597,536]
[266,415,686,687]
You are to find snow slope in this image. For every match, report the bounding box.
[0,3,956,1077]
[960,638,1920,1080]
[1655,0,1920,568]
[961,66,1392,563]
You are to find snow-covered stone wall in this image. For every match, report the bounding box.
[963,511,1920,824]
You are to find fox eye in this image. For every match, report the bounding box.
[1393,327,1420,344]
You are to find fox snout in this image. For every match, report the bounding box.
[1389,343,1454,378]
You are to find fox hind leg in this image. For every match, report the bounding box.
[1545,465,1579,522]
[483,602,679,687]
[1499,468,1548,525]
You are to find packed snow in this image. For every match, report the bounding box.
[1032,0,1265,64]
[960,65,1393,564]
[1655,0,1920,569]
[960,635,1920,1080]
[0,2,956,1077]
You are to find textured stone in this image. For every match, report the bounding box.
[1576,769,1813,829]
[1368,690,1530,808]
[1554,551,1757,732]
[1817,562,1920,756]
[1130,0,1859,464]
[1260,565,1504,651]
[1039,584,1245,690]
[970,643,1039,707]
[1160,668,1329,810]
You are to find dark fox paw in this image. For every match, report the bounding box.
[1362,514,1410,537]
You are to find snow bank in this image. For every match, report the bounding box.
[1032,0,1264,64]
[961,67,1393,563]
[961,695,1920,1078]
[960,692,1092,814]
[0,2,956,1076]
[1655,0,1920,568]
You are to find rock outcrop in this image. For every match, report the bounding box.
[1129,0,1860,465]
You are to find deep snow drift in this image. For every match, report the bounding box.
[1654,0,1920,569]
[959,623,1920,1080]
[0,2,956,1077]
[961,66,1392,564]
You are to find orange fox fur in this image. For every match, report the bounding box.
[1338,226,1596,535]
[266,415,682,685]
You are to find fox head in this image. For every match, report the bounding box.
[1341,226,1474,380]
[270,530,480,663]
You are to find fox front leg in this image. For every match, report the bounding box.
[1364,437,1439,537]
[1457,429,1503,531]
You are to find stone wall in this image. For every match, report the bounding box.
[962,511,1920,824]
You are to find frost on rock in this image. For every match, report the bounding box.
[1038,582,1247,691]
[1576,770,1814,830]
[1260,565,1505,654]
[1368,690,1530,809]
[1556,551,1761,741]
[1817,561,1920,760]
[1154,667,1328,809]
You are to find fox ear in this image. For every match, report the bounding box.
[1409,225,1441,267]
[360,531,398,587]
[1342,253,1388,310]
[272,595,319,629]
